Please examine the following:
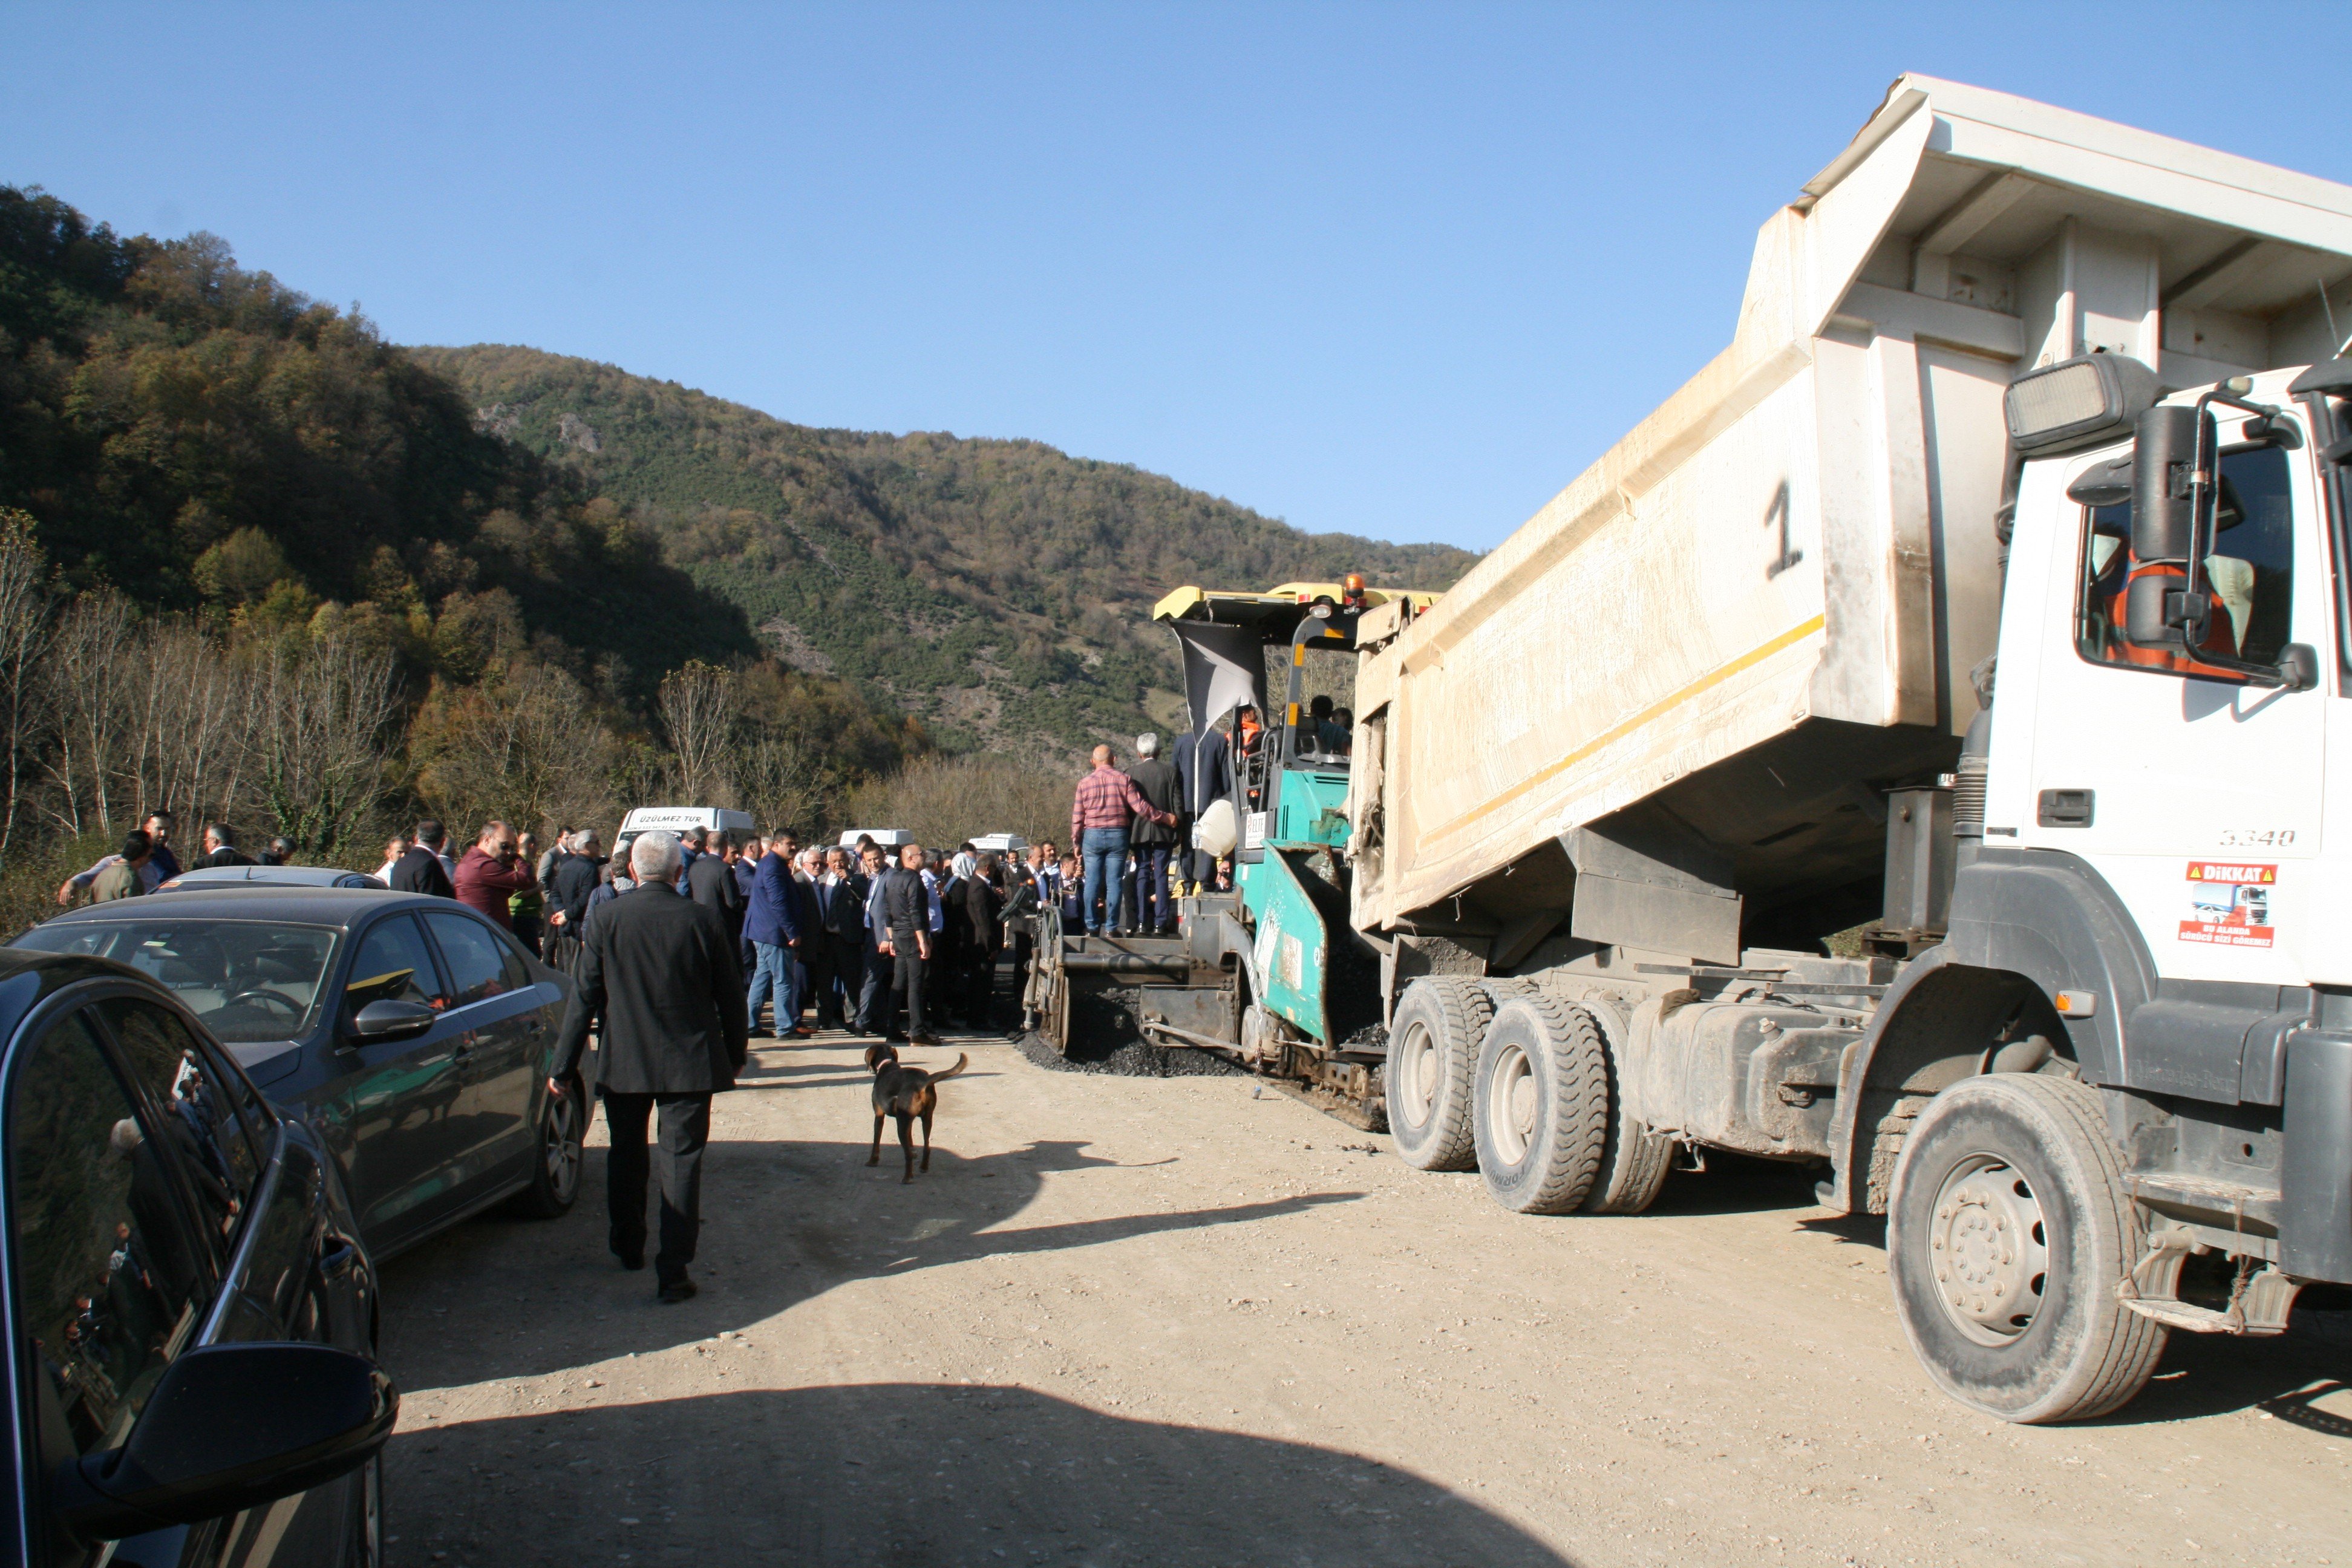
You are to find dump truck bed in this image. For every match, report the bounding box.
[1350,74,2352,955]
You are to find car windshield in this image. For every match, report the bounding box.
[13,920,339,1042]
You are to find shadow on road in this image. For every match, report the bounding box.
[387,1382,1576,1567]
[378,1130,1362,1391]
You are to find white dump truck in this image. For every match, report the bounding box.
[1343,75,2352,1421]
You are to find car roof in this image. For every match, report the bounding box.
[30,886,456,929]
[168,865,377,887]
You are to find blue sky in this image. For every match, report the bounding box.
[5,3,2347,553]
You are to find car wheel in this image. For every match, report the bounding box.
[508,1074,584,1219]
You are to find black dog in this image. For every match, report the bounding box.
[865,1043,969,1182]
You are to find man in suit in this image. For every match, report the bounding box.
[1125,732,1183,934]
[687,830,745,947]
[550,831,746,1304]
[817,847,870,1032]
[878,841,941,1046]
[193,824,253,869]
[1174,724,1231,893]
[387,818,457,898]
[857,843,893,1036]
[744,830,807,1039]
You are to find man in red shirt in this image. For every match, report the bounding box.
[1070,745,1176,937]
[454,819,538,930]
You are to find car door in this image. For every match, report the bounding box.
[318,911,471,1254]
[7,1003,221,1566]
[90,993,367,1565]
[419,909,549,1200]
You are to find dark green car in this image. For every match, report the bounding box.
[16,887,583,1259]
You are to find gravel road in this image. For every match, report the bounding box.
[378,1031,2352,1567]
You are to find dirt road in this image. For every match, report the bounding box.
[378,1031,2352,1567]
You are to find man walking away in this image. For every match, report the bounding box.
[260,835,297,867]
[390,820,458,898]
[454,821,537,931]
[745,831,807,1039]
[550,831,746,1303]
[688,830,745,946]
[1125,733,1181,935]
[879,841,941,1045]
[1070,745,1176,937]
[91,832,152,903]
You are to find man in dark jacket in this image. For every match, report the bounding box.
[743,831,806,1038]
[545,829,605,969]
[388,819,457,898]
[1174,725,1231,893]
[687,831,745,944]
[960,855,1005,1025]
[877,841,940,1045]
[1125,733,1183,934]
[453,820,535,931]
[194,824,253,869]
[550,830,746,1303]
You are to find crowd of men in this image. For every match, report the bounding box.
[54,812,305,905]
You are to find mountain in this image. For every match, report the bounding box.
[408,345,1478,750]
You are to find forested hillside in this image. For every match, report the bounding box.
[410,345,1477,748]
[0,182,1472,895]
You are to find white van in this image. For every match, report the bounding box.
[612,806,756,857]
[971,832,1028,856]
[835,828,912,850]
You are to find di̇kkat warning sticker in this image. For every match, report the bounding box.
[2180,861,2276,949]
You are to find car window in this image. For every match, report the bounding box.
[11,920,339,1044]
[9,1009,206,1463]
[348,913,452,1012]
[423,910,517,1007]
[98,998,265,1243]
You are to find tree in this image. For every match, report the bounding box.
[658,661,735,804]
[0,511,54,857]
[247,635,399,860]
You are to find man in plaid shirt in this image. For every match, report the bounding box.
[1070,745,1177,936]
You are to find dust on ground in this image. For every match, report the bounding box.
[377,1031,2352,1568]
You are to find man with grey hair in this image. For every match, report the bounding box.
[552,829,747,1302]
[1125,731,1183,936]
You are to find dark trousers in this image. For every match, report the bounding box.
[964,944,998,1022]
[855,941,888,1034]
[1129,845,1174,932]
[599,1090,711,1284]
[890,940,928,1037]
[803,936,840,1028]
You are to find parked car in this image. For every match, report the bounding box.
[157,866,387,892]
[0,949,395,1562]
[13,886,583,1260]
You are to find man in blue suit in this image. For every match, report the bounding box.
[744,831,807,1039]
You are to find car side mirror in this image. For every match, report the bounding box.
[51,1342,396,1540]
[348,998,435,1042]
[2276,642,2320,692]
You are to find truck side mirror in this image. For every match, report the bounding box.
[2277,642,2319,692]
[2129,405,2208,564]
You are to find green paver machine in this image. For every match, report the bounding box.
[1022,578,1441,1125]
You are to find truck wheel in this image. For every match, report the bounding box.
[1472,994,1609,1214]
[1576,1002,1673,1215]
[1887,1073,2166,1423]
[1387,978,1489,1171]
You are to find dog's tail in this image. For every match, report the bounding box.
[932,1052,970,1081]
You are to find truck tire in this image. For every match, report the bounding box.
[1887,1073,2166,1423]
[1472,994,1609,1214]
[1387,978,1488,1171]
[1576,1002,1673,1215]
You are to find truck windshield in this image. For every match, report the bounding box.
[14,920,339,1042]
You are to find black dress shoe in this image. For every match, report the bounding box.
[909,1030,944,1047]
[657,1275,697,1304]
[614,1247,645,1272]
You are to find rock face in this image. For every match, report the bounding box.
[474,403,522,439]
[557,412,601,453]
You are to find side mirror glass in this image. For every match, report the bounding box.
[2129,405,2209,564]
[348,998,435,1042]
[51,1342,396,1540]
